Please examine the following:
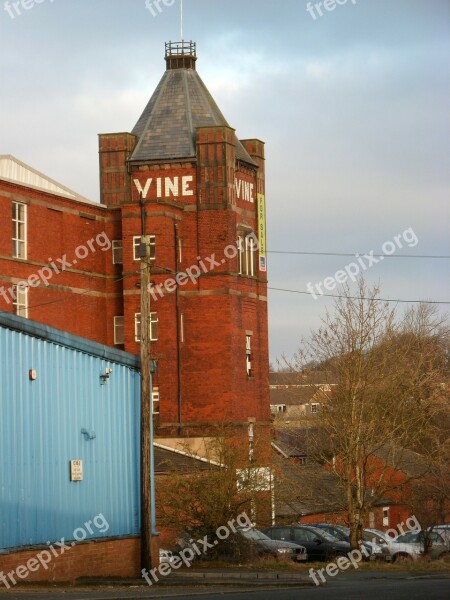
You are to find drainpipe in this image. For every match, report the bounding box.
[174,223,183,435]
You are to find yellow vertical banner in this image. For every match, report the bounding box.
[257,193,267,272]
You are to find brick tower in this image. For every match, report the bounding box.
[99,42,270,441]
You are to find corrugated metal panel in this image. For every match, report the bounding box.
[0,324,140,549]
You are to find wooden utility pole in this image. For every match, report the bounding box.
[140,234,152,571]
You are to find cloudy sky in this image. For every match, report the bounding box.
[1,0,449,361]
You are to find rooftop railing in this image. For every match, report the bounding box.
[165,41,196,57]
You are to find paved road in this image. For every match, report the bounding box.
[1,572,449,599]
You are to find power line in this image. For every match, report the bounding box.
[13,273,450,313]
[25,276,127,312]
[134,244,450,260]
[267,251,450,259]
[122,239,450,260]
[268,287,450,305]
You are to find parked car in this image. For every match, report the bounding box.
[395,530,448,561]
[262,525,350,562]
[312,523,388,560]
[365,528,448,562]
[313,523,349,542]
[429,525,450,549]
[173,528,307,562]
[361,528,393,561]
[237,527,307,562]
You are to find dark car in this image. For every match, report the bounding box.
[262,525,350,561]
[174,527,307,562]
[313,523,384,559]
[237,527,307,561]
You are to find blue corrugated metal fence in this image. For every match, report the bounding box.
[0,314,141,549]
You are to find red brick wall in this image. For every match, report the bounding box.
[299,506,414,532]
[0,182,122,346]
[0,538,140,585]
[99,133,137,206]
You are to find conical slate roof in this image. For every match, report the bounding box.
[130,43,257,166]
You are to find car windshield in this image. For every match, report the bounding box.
[396,531,420,543]
[326,527,348,540]
[336,526,350,536]
[240,528,270,541]
[308,527,338,542]
[364,530,387,544]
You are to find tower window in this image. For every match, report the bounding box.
[246,334,252,377]
[238,231,257,277]
[112,241,123,264]
[113,316,124,345]
[12,202,27,259]
[13,285,28,318]
[152,387,160,415]
[135,312,158,342]
[180,313,185,343]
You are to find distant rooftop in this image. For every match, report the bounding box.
[130,41,257,166]
[0,155,94,204]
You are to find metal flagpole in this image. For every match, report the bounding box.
[181,0,183,41]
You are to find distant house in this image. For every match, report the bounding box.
[271,448,347,524]
[272,428,316,465]
[271,435,432,531]
[269,372,334,419]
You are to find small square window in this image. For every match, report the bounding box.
[133,236,156,262]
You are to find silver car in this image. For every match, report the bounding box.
[365,528,448,562]
[429,525,450,550]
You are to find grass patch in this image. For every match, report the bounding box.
[187,556,450,572]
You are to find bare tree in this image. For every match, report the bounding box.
[286,280,448,548]
[408,459,450,554]
[157,427,272,556]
